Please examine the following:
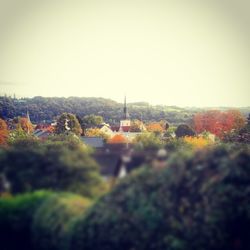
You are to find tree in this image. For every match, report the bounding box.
[146,122,164,134]
[193,110,246,138]
[0,135,104,197]
[32,193,92,250]
[82,115,104,128]
[130,119,145,132]
[18,117,34,134]
[108,134,128,144]
[8,128,33,144]
[228,109,246,130]
[133,132,163,150]
[71,145,250,250]
[164,122,170,131]
[55,113,82,136]
[0,191,53,250]
[0,191,92,250]
[175,124,195,137]
[223,113,250,144]
[0,119,8,145]
[85,128,110,141]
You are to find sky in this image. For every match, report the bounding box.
[0,0,249,107]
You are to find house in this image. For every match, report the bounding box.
[93,145,146,180]
[80,136,104,148]
[99,124,114,137]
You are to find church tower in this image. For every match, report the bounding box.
[120,96,131,131]
[26,110,31,123]
[123,96,129,119]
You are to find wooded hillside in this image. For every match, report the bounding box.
[0,96,249,125]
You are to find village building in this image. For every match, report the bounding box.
[97,96,146,141]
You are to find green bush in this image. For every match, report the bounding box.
[32,193,91,250]
[0,191,53,250]
[164,138,192,152]
[70,145,250,250]
[0,136,105,198]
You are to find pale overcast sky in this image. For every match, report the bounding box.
[0,0,249,107]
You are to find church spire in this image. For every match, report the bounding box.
[26,110,31,123]
[123,96,129,119]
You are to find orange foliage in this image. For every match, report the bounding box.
[108,134,127,144]
[146,123,164,133]
[184,136,212,149]
[0,118,8,145]
[193,110,246,138]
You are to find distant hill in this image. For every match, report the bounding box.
[0,96,249,125]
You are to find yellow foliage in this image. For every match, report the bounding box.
[184,136,212,149]
[146,123,164,133]
[85,128,110,141]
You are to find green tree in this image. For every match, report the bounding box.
[0,135,104,197]
[133,132,163,150]
[175,124,195,137]
[55,113,82,136]
[82,114,104,128]
[8,128,33,144]
[32,193,92,250]
[0,191,53,250]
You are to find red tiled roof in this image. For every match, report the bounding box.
[110,126,120,132]
[35,124,51,130]
[120,126,130,132]
[110,125,131,132]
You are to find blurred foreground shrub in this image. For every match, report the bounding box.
[0,191,53,250]
[0,191,92,250]
[71,144,250,250]
[0,135,105,197]
[32,193,91,250]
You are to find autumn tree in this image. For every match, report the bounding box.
[228,110,246,130]
[130,119,145,132]
[55,113,82,136]
[0,119,8,145]
[85,128,110,141]
[18,117,34,134]
[146,122,164,134]
[193,110,246,138]
[108,134,128,144]
[223,113,250,144]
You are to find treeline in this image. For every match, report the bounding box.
[3,95,247,125]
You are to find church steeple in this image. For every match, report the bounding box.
[26,110,31,123]
[120,96,131,132]
[123,96,129,119]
